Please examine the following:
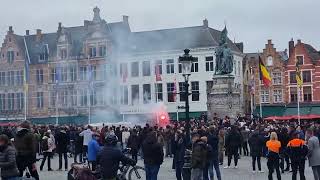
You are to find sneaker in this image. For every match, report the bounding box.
[234,166,238,169]
[258,170,264,173]
[252,170,256,173]
[48,169,53,171]
[224,166,230,169]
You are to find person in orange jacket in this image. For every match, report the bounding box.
[287,131,308,180]
[266,132,281,180]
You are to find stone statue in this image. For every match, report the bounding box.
[215,26,234,75]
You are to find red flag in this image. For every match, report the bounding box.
[155,65,162,81]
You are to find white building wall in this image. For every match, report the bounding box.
[117,47,243,117]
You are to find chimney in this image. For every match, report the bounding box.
[297,39,302,44]
[36,29,42,41]
[268,39,272,44]
[25,30,30,36]
[8,26,13,33]
[123,15,129,24]
[289,38,294,58]
[203,18,208,28]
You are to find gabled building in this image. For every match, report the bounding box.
[0,7,244,123]
[244,40,288,117]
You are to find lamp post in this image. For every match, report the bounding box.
[179,49,196,143]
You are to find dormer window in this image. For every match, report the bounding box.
[98,45,106,57]
[60,48,67,59]
[89,46,97,58]
[39,44,49,61]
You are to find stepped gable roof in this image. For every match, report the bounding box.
[303,43,320,62]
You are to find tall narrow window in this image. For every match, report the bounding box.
[191,58,198,72]
[179,82,186,101]
[120,85,128,105]
[131,62,139,77]
[70,90,77,106]
[79,66,87,81]
[143,84,151,104]
[7,71,15,86]
[61,67,68,82]
[302,71,311,83]
[0,94,5,110]
[16,93,24,110]
[51,68,57,83]
[155,83,163,102]
[89,47,96,58]
[60,90,68,107]
[167,83,175,102]
[205,56,214,71]
[303,86,312,102]
[290,87,297,102]
[166,59,174,74]
[296,56,304,65]
[272,72,282,85]
[90,89,97,106]
[273,89,282,103]
[289,71,297,84]
[142,61,151,76]
[16,70,23,86]
[80,89,87,106]
[131,85,139,105]
[36,69,44,84]
[7,51,14,63]
[154,60,162,75]
[0,72,6,86]
[8,93,15,110]
[50,91,56,107]
[261,89,269,103]
[70,66,77,82]
[99,45,106,57]
[37,92,44,109]
[60,49,67,59]
[191,81,199,101]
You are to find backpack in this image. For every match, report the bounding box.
[41,138,49,151]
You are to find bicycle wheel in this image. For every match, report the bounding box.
[128,166,146,180]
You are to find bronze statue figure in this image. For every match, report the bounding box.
[214,26,234,75]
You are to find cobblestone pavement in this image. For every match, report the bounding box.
[37,155,313,180]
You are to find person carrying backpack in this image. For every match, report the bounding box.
[287,131,308,180]
[40,132,54,171]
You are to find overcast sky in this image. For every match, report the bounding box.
[1,0,319,52]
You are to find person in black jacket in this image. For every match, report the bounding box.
[207,126,222,180]
[278,127,290,172]
[97,134,135,179]
[74,128,84,163]
[142,131,164,180]
[173,130,186,180]
[127,129,140,162]
[248,130,264,173]
[224,126,241,168]
[55,128,69,170]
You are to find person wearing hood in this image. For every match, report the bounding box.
[88,133,101,171]
[55,128,70,171]
[306,128,320,180]
[13,120,39,180]
[0,134,20,180]
[142,130,164,180]
[248,130,264,173]
[40,132,54,171]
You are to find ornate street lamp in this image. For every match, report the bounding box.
[179,49,196,143]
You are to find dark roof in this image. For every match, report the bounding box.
[23,22,242,64]
[303,43,320,62]
[127,26,241,53]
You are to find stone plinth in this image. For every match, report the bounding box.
[207,75,241,120]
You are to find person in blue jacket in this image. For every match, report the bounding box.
[88,133,101,171]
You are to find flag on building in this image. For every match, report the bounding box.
[155,65,162,81]
[295,59,302,88]
[259,56,271,87]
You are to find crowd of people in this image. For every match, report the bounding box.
[0,116,320,180]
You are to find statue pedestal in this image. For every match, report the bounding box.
[207,75,241,120]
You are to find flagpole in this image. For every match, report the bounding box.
[259,80,263,118]
[24,87,27,120]
[297,85,300,125]
[88,56,91,125]
[56,90,59,125]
